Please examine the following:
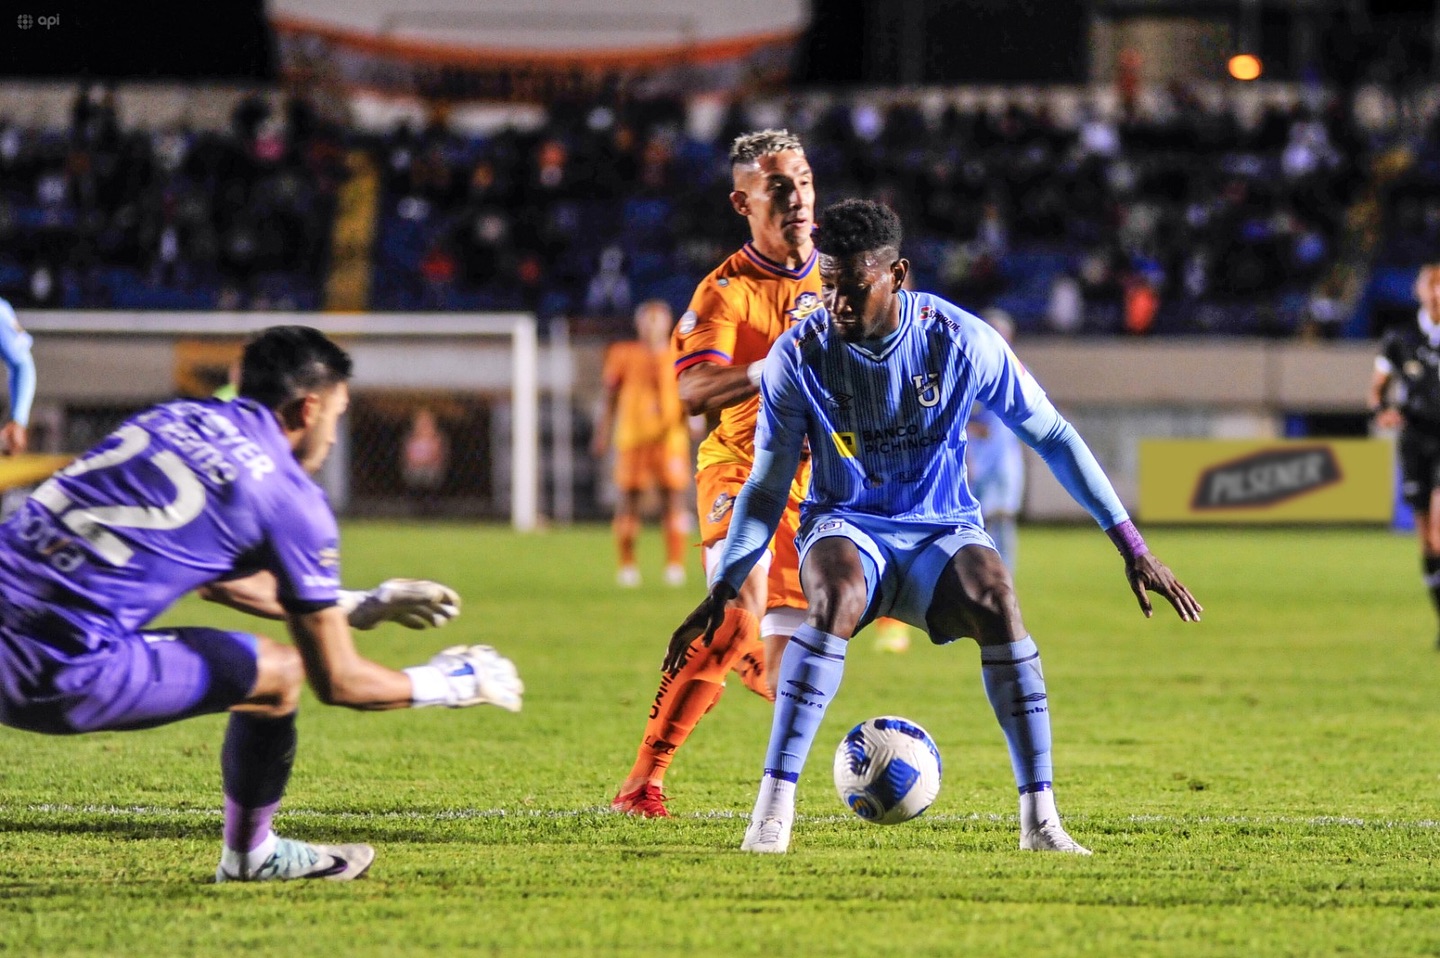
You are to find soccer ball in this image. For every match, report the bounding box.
[833,716,942,825]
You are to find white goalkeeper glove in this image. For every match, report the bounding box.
[337,579,460,631]
[404,644,524,711]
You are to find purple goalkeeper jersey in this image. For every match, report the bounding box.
[0,398,340,649]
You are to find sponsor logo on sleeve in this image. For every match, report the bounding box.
[678,310,698,335]
[706,492,736,524]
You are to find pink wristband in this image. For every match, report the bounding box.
[1105,519,1149,561]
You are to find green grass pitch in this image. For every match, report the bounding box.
[3,523,1440,956]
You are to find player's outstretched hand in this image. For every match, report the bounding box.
[341,579,461,630]
[427,644,524,711]
[1125,553,1202,622]
[663,582,736,675]
[0,421,26,456]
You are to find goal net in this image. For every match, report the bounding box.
[17,311,564,530]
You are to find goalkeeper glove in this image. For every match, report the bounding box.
[338,578,460,630]
[404,645,524,711]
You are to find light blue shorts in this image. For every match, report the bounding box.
[796,513,997,644]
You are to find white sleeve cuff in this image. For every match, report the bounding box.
[404,665,451,708]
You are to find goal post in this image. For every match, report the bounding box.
[18,311,550,531]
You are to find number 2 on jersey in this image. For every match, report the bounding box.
[31,424,206,566]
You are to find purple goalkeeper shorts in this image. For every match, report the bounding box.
[0,615,259,736]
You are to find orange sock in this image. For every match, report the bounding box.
[614,513,639,567]
[730,632,771,702]
[626,606,760,785]
[663,513,687,567]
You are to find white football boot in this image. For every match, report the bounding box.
[740,815,793,854]
[216,836,376,882]
[1019,819,1092,855]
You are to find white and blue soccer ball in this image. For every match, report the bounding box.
[833,716,942,825]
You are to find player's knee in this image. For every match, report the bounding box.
[971,579,1022,635]
[734,575,768,621]
[805,578,868,637]
[251,638,303,717]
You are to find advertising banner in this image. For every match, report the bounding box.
[1139,438,1393,524]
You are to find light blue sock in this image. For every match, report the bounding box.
[762,624,849,783]
[979,637,1053,793]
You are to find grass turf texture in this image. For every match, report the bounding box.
[2,523,1439,956]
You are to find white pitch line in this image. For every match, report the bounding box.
[6,804,1440,831]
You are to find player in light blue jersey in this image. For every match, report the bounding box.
[667,201,1201,854]
[966,309,1025,570]
[0,326,524,882]
[0,297,36,454]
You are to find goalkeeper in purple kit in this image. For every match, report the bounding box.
[0,325,523,881]
[668,200,1200,854]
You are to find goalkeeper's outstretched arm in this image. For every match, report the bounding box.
[286,606,523,712]
[202,572,460,630]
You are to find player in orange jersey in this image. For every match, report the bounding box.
[612,129,818,817]
[592,300,693,588]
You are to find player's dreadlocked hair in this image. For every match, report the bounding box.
[239,325,353,410]
[815,199,903,258]
[729,128,804,166]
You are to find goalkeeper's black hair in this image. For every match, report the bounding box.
[815,199,903,259]
[239,325,353,410]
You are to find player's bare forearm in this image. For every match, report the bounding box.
[287,607,414,710]
[199,571,286,619]
[663,582,736,674]
[677,363,758,417]
[1124,553,1203,622]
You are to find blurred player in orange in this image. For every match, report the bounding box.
[611,130,818,816]
[592,300,692,588]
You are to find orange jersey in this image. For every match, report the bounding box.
[673,242,823,471]
[602,341,687,451]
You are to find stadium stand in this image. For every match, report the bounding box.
[0,78,1433,340]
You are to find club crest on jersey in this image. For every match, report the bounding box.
[678,310,698,335]
[707,492,736,524]
[912,372,941,408]
[786,292,823,324]
[831,432,859,458]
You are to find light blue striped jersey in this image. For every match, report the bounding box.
[0,297,35,427]
[757,289,1045,527]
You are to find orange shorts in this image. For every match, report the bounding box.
[696,460,807,611]
[615,435,690,493]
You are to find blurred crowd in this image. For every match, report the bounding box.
[3,80,1437,337]
[0,85,343,311]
